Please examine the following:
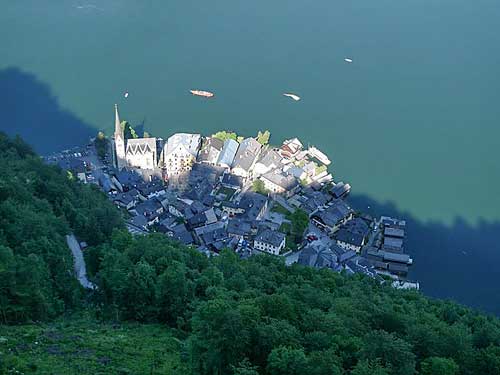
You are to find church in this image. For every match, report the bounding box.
[112,104,201,175]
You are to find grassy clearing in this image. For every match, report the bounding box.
[0,316,188,375]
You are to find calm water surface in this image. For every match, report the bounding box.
[2,0,500,312]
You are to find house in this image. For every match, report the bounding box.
[384,227,405,238]
[221,173,244,189]
[253,229,286,255]
[114,169,143,191]
[221,201,245,217]
[253,149,283,176]
[286,166,307,181]
[260,171,299,197]
[298,243,339,269]
[217,139,239,169]
[198,137,224,165]
[311,199,353,233]
[231,137,262,178]
[300,191,331,215]
[227,219,252,240]
[129,215,148,231]
[332,244,357,263]
[330,181,351,199]
[157,214,178,233]
[383,236,404,250]
[279,138,303,159]
[136,180,166,199]
[163,133,201,175]
[130,199,164,226]
[335,229,366,252]
[168,223,194,245]
[186,208,217,230]
[335,218,370,252]
[238,192,268,221]
[112,188,142,210]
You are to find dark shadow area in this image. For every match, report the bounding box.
[349,194,500,316]
[0,67,95,155]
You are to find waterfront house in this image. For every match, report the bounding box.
[231,137,262,178]
[330,181,351,199]
[311,199,353,233]
[254,229,286,255]
[217,139,239,169]
[125,138,158,170]
[163,133,201,176]
[198,137,224,165]
[335,218,370,252]
[253,149,283,176]
[332,244,357,263]
[279,138,303,159]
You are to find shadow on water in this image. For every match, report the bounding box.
[0,67,95,155]
[1,68,498,315]
[349,194,500,316]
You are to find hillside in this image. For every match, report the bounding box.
[0,133,499,375]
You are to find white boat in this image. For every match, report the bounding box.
[190,89,215,98]
[283,93,300,101]
[124,92,129,98]
[344,58,353,63]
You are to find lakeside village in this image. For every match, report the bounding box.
[47,104,418,290]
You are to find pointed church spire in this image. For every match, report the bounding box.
[114,104,122,137]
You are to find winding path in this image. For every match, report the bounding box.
[65,234,96,290]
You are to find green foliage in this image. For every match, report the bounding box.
[2,133,500,374]
[252,180,268,195]
[420,357,459,375]
[121,121,138,139]
[94,131,108,160]
[0,132,123,323]
[256,130,271,145]
[212,131,240,142]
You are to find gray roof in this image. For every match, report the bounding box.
[384,236,404,249]
[164,133,201,159]
[232,138,261,171]
[312,200,352,227]
[239,192,268,221]
[332,244,357,263]
[261,171,299,191]
[379,251,411,264]
[221,173,244,188]
[198,137,224,163]
[227,219,252,236]
[298,243,338,269]
[335,229,365,247]
[217,139,239,167]
[330,181,351,198]
[256,149,282,168]
[126,138,157,156]
[255,229,286,247]
[384,227,405,238]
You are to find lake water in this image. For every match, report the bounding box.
[2,0,499,314]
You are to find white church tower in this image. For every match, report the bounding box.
[113,104,126,170]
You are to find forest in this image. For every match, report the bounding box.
[0,133,499,374]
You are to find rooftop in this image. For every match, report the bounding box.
[255,229,286,247]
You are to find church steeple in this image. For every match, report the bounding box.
[114,104,123,138]
[113,104,126,169]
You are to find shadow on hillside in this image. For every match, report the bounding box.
[349,194,500,316]
[0,67,95,155]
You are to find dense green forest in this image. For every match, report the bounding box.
[1,133,500,374]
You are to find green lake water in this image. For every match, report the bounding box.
[2,0,500,313]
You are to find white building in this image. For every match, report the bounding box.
[231,137,262,178]
[113,104,159,170]
[163,133,201,175]
[254,229,286,255]
[125,138,158,170]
